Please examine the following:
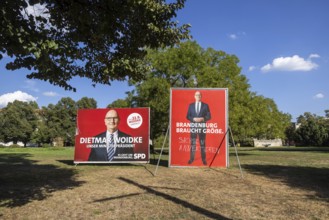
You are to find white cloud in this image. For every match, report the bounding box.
[309,54,320,59]
[229,34,237,40]
[43,91,59,97]
[228,32,246,40]
[24,80,39,92]
[261,55,319,72]
[313,93,324,99]
[0,91,38,108]
[248,66,257,71]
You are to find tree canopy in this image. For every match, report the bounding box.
[1,94,327,147]
[0,0,190,91]
[110,41,292,144]
[0,96,100,146]
[0,100,39,146]
[292,112,329,146]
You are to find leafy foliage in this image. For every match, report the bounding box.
[76,97,97,109]
[293,112,329,146]
[0,101,39,146]
[110,41,291,143]
[0,0,190,91]
[107,99,130,108]
[26,97,98,146]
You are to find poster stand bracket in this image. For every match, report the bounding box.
[228,126,244,178]
[153,125,243,178]
[153,125,170,176]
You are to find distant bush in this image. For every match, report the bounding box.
[9,144,23,148]
[41,144,53,148]
[153,135,169,149]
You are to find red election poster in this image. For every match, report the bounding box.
[169,88,228,167]
[74,108,150,164]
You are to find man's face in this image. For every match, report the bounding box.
[104,110,120,132]
[195,91,202,102]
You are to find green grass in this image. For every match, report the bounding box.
[0,146,328,219]
[231,146,329,168]
[231,146,329,203]
[0,147,79,207]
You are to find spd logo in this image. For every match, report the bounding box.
[134,153,146,159]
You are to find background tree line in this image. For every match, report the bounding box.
[0,94,328,148]
[1,41,328,147]
[0,97,96,147]
[285,111,329,146]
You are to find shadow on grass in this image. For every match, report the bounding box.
[93,185,190,203]
[117,177,232,220]
[0,154,84,207]
[57,160,141,167]
[243,164,329,202]
[57,160,75,166]
[93,193,144,203]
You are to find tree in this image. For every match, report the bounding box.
[35,98,77,146]
[31,107,52,146]
[295,112,329,146]
[324,110,329,146]
[325,110,329,118]
[0,0,190,91]
[107,99,130,108]
[0,100,39,146]
[130,77,171,139]
[285,123,297,146]
[52,97,77,146]
[246,94,291,140]
[113,41,291,144]
[194,46,291,144]
[76,97,97,109]
[130,41,203,139]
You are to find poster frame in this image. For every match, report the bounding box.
[169,88,229,168]
[74,107,150,165]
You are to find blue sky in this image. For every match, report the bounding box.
[0,0,328,121]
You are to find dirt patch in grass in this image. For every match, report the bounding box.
[0,147,328,219]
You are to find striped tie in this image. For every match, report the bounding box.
[107,134,115,161]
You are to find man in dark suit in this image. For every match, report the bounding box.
[88,109,134,161]
[186,91,211,165]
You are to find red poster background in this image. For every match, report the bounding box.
[170,89,228,167]
[74,108,149,163]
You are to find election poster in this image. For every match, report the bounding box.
[74,108,150,164]
[169,88,228,167]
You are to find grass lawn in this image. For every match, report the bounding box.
[0,146,328,219]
